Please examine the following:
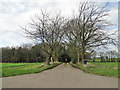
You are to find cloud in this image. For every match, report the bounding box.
[0,0,119,3]
[0,1,118,49]
[109,8,118,25]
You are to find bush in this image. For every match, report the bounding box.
[72,59,77,64]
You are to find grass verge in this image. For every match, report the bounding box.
[70,62,119,78]
[2,62,62,77]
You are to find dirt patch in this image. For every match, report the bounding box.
[7,65,27,69]
[38,65,44,68]
[23,64,44,70]
[113,67,118,70]
[87,64,96,68]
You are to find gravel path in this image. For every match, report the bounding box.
[2,63,118,88]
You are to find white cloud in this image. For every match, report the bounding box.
[109,8,118,26]
[0,0,119,3]
[0,1,118,49]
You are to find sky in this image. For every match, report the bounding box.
[0,0,119,51]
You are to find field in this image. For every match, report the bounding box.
[70,62,119,78]
[87,59,120,62]
[1,62,61,77]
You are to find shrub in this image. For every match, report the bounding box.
[72,59,77,64]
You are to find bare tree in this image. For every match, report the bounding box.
[65,2,116,63]
[109,50,117,62]
[22,11,65,65]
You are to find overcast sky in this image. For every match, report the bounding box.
[0,0,118,51]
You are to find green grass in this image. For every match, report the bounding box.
[70,62,119,78]
[2,63,41,68]
[87,59,101,62]
[87,59,120,62]
[1,62,62,77]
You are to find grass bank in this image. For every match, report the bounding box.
[70,62,119,78]
[2,62,62,77]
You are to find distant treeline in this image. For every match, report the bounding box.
[2,43,119,63]
[2,44,46,63]
[1,43,90,63]
[91,57,120,62]
[2,43,67,63]
[90,50,120,62]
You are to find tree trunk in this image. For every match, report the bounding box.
[50,57,54,64]
[77,53,80,64]
[81,45,85,64]
[55,52,58,62]
[81,53,84,64]
[44,57,50,65]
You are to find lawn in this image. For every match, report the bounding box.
[1,62,62,77]
[70,62,119,78]
[87,59,120,62]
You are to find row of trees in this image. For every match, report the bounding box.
[91,50,119,62]
[2,2,117,64]
[2,43,119,63]
[22,2,117,65]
